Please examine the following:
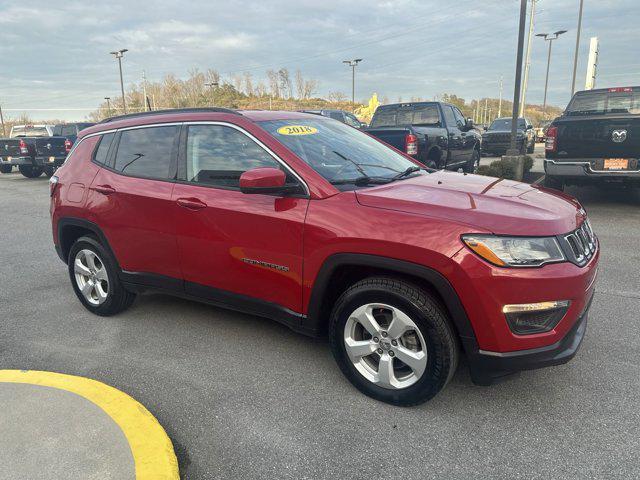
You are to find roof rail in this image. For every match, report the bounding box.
[98,107,241,124]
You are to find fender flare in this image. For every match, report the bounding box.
[56,217,119,268]
[304,253,479,353]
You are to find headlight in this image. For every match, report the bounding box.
[462,235,565,267]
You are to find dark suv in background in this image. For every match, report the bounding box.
[300,109,366,129]
[481,117,535,156]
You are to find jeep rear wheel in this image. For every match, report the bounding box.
[68,236,136,316]
[329,277,458,406]
[18,165,43,178]
[0,165,12,174]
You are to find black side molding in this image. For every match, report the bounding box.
[56,217,120,267]
[305,253,479,352]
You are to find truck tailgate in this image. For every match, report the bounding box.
[35,137,67,157]
[555,115,640,158]
[365,127,410,151]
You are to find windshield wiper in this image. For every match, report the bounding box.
[390,165,422,181]
[331,176,391,186]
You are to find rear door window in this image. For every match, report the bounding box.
[328,111,345,121]
[113,126,178,179]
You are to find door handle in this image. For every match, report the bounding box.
[176,197,207,210]
[93,184,116,195]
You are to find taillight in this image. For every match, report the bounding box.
[545,126,558,152]
[19,139,29,155]
[64,139,73,153]
[49,175,59,197]
[405,133,418,156]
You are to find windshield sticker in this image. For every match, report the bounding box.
[276,125,318,136]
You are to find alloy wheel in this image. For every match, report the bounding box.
[343,303,427,390]
[74,249,109,305]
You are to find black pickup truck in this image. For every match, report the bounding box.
[0,122,93,178]
[544,86,640,190]
[366,102,482,173]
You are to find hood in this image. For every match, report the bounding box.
[355,171,585,236]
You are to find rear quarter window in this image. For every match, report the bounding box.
[92,133,115,165]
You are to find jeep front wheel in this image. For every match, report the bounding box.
[329,277,458,406]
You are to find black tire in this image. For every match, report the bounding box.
[68,235,136,316]
[464,149,480,173]
[0,165,12,174]
[329,277,459,406]
[543,174,564,191]
[18,165,43,178]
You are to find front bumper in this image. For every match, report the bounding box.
[467,291,593,385]
[481,139,524,154]
[545,158,640,181]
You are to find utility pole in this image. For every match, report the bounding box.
[537,30,568,115]
[520,0,537,117]
[571,0,585,96]
[110,48,128,114]
[484,98,488,126]
[104,97,112,117]
[0,103,5,137]
[507,0,528,156]
[142,70,148,112]
[205,81,219,107]
[342,59,363,104]
[498,76,504,118]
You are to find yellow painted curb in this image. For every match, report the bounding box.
[0,370,179,480]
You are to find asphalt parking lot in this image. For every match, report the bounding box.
[1,168,639,479]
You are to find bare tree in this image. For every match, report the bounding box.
[278,68,292,99]
[328,91,348,102]
[302,79,319,99]
[295,70,304,99]
[266,70,279,98]
[243,73,254,96]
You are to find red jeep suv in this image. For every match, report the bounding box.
[50,108,599,406]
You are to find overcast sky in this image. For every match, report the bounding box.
[0,0,638,121]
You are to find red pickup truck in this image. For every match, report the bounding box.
[50,108,598,406]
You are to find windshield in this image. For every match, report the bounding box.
[258,118,424,188]
[369,104,440,128]
[488,118,525,130]
[566,89,640,115]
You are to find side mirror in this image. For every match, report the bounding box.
[465,118,474,130]
[239,167,297,195]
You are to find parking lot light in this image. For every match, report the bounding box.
[536,30,567,115]
[110,49,128,114]
[343,59,363,104]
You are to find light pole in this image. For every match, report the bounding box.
[536,30,567,115]
[342,58,363,104]
[571,0,585,95]
[104,97,112,117]
[110,49,128,114]
[520,0,538,117]
[205,81,219,107]
[507,0,528,156]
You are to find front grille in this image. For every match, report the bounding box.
[562,220,597,266]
